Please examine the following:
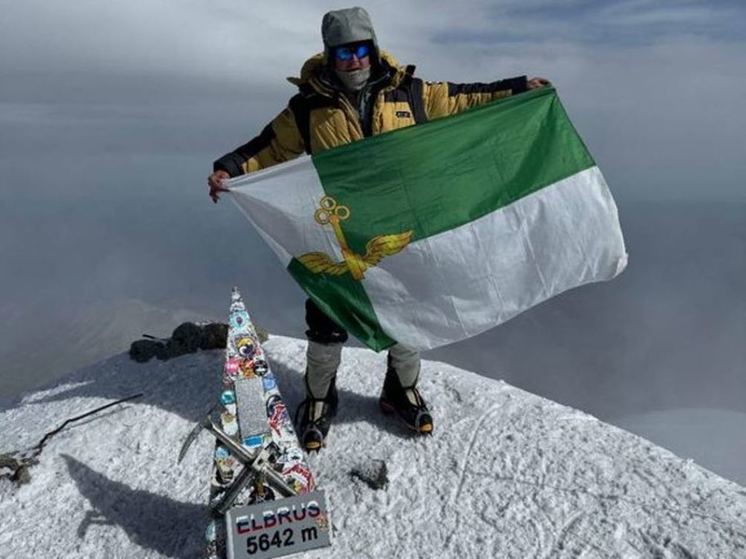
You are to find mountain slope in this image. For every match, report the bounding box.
[1,335,745,558]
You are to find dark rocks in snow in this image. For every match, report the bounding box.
[0,452,34,485]
[1,394,143,487]
[170,322,204,355]
[129,322,226,363]
[129,322,269,363]
[130,339,169,363]
[350,459,389,490]
[200,322,231,350]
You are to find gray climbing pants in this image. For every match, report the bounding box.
[304,298,420,398]
[305,340,421,399]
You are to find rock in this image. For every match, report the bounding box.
[129,339,167,363]
[199,323,228,350]
[0,453,32,485]
[350,459,388,490]
[14,464,31,485]
[0,453,19,472]
[171,322,203,353]
[163,339,188,359]
[128,320,267,363]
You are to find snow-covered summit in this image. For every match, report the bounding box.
[1,335,745,558]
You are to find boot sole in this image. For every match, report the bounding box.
[301,425,328,453]
[304,440,324,452]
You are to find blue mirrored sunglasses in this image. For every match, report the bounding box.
[334,43,370,61]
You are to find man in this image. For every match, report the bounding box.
[208,7,549,452]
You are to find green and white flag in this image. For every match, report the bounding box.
[228,87,627,351]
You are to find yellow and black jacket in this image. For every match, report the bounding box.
[214,52,527,176]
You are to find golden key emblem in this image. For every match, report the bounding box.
[314,196,365,280]
[298,195,414,281]
[314,195,350,230]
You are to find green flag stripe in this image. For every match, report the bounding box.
[311,87,594,257]
[287,258,395,351]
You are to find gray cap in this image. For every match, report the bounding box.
[321,7,378,51]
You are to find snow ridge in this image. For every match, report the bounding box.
[1,335,745,558]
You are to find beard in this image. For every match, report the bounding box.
[334,66,371,92]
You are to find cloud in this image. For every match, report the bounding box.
[1,1,744,200]
[2,2,742,96]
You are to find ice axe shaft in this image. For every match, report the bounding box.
[213,461,254,515]
[203,418,296,499]
[179,414,296,508]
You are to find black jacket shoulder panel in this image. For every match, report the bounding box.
[213,123,275,176]
[288,92,337,155]
[447,76,527,96]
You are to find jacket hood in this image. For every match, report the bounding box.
[286,50,411,96]
[321,7,379,53]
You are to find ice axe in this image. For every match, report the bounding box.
[178,410,297,513]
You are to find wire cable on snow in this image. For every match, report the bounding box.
[1,393,143,485]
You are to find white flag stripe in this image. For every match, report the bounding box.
[363,167,628,350]
[227,155,343,268]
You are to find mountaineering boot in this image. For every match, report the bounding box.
[295,378,338,452]
[379,347,433,435]
[295,340,342,452]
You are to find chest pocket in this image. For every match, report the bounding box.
[384,101,416,131]
[379,95,419,132]
[378,74,428,134]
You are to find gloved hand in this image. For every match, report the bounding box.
[527,77,551,89]
[207,170,230,203]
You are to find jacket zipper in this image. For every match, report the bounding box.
[337,94,365,140]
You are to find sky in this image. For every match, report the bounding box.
[2,0,745,203]
[0,1,744,482]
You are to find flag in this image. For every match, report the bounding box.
[228,87,627,351]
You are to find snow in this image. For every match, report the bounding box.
[1,335,745,558]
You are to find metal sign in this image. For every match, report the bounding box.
[234,377,271,441]
[226,490,332,559]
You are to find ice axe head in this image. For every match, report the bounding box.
[177,408,215,463]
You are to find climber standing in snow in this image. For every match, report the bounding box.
[207,7,549,452]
